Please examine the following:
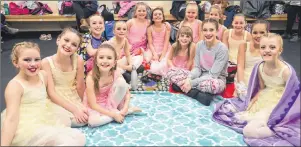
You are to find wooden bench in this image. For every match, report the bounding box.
[5,13,177,22]
[246,14,287,21]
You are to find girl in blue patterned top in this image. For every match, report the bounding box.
[77,14,106,75]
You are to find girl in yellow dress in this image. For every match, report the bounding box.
[1,42,85,146]
[236,33,291,138]
[42,28,88,127]
[236,20,269,97]
[222,13,252,64]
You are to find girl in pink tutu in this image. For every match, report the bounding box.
[126,2,152,65]
[83,44,141,127]
[147,7,172,76]
[179,2,202,43]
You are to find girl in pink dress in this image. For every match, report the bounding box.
[126,2,152,65]
[179,3,202,43]
[208,4,227,40]
[167,26,196,71]
[83,44,141,127]
[147,7,172,76]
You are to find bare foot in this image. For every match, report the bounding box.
[129,106,142,113]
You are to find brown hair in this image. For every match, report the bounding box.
[58,27,83,46]
[11,42,40,66]
[233,13,246,22]
[172,26,193,58]
[151,7,166,25]
[92,43,118,93]
[202,18,219,30]
[251,19,270,33]
[87,13,104,26]
[133,2,148,19]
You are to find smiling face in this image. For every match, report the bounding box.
[209,8,221,22]
[251,23,268,45]
[185,5,198,21]
[114,22,127,38]
[56,31,81,56]
[152,9,164,23]
[96,47,117,72]
[260,36,282,62]
[202,22,218,43]
[232,16,246,32]
[135,5,147,19]
[89,15,105,36]
[15,48,41,77]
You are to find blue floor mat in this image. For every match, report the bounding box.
[78,91,246,146]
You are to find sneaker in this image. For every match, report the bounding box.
[2,25,19,35]
[281,33,292,39]
[289,35,301,42]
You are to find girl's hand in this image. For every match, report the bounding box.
[159,55,164,62]
[181,79,192,93]
[153,54,159,61]
[73,109,89,124]
[113,113,124,123]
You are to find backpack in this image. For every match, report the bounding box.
[59,1,74,15]
[102,21,115,40]
[223,5,241,28]
[98,4,114,21]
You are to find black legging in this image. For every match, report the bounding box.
[72,2,97,30]
[1,13,6,25]
[286,5,301,36]
[171,84,214,106]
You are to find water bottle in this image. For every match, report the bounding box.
[130,65,138,91]
[4,3,9,15]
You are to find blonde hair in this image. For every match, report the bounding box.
[92,43,118,93]
[209,4,223,24]
[172,26,193,58]
[11,42,40,65]
[133,2,148,19]
[262,33,283,51]
[113,21,127,31]
[184,3,199,21]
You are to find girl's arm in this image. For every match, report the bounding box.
[189,42,203,87]
[247,66,265,109]
[126,19,133,38]
[245,31,252,42]
[123,38,133,71]
[120,90,131,116]
[221,26,227,40]
[187,43,196,70]
[160,22,171,60]
[41,59,88,123]
[209,46,229,77]
[86,38,97,57]
[76,56,86,99]
[147,26,157,59]
[198,20,203,42]
[167,44,176,68]
[86,75,119,118]
[1,80,22,146]
[237,43,247,84]
[222,29,229,48]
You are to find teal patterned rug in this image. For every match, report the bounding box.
[78,91,246,146]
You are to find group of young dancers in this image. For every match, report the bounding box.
[1,2,300,146]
